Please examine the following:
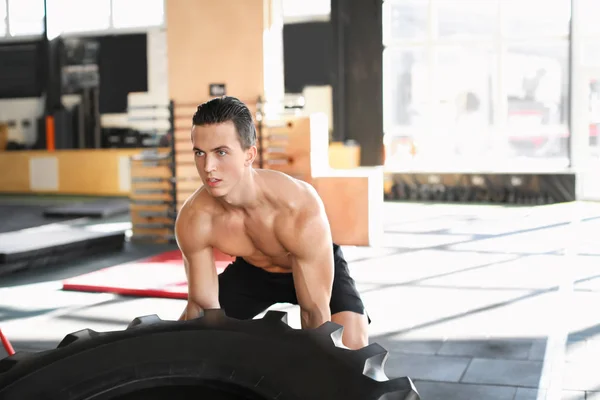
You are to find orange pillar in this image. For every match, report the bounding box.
[45,115,55,151]
[166,0,267,107]
[166,0,275,208]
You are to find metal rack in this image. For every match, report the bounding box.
[128,101,177,243]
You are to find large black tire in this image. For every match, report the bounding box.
[0,310,419,400]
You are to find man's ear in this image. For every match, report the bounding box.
[245,145,257,166]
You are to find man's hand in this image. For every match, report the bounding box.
[300,305,331,330]
[179,298,203,321]
[277,185,334,329]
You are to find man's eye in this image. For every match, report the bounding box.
[194,151,204,156]
[218,151,227,156]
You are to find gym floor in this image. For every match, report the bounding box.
[1,200,600,400]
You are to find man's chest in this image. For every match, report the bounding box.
[211,213,289,260]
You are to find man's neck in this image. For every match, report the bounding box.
[218,169,263,212]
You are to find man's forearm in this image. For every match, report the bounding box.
[300,306,331,329]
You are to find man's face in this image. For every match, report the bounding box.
[191,121,255,197]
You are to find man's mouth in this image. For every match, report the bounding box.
[207,178,222,187]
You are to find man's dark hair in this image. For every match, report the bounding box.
[192,96,256,149]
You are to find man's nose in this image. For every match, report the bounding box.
[204,155,216,172]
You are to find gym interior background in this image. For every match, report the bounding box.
[0,0,599,399]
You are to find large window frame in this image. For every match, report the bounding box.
[0,0,166,43]
[382,0,573,172]
[570,0,600,180]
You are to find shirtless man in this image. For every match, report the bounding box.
[175,96,369,350]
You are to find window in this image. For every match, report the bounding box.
[382,0,573,171]
[383,0,428,43]
[435,0,498,40]
[579,0,600,36]
[8,0,44,36]
[46,0,110,35]
[587,73,600,160]
[432,46,496,157]
[582,40,600,67]
[383,47,428,132]
[504,41,570,158]
[502,0,571,38]
[112,0,164,29]
[0,0,7,36]
[2,0,166,38]
[383,46,429,170]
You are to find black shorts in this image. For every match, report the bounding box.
[218,243,370,322]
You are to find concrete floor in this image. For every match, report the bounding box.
[1,201,600,399]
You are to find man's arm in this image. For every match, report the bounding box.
[175,204,220,321]
[277,189,334,329]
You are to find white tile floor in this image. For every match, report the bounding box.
[2,201,600,400]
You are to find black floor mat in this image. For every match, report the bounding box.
[0,205,75,234]
[43,199,130,219]
[0,228,125,276]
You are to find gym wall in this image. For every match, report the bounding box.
[0,31,166,147]
[0,40,46,99]
[166,0,266,106]
[283,21,333,94]
[100,29,169,129]
[0,98,45,146]
[0,40,46,145]
[94,33,148,114]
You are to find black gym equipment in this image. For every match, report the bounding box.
[0,204,75,234]
[43,198,130,218]
[385,172,572,205]
[0,228,125,277]
[0,310,419,400]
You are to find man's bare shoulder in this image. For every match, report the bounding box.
[257,169,323,215]
[175,187,218,248]
[178,186,219,218]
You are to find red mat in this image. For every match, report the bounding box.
[62,249,235,299]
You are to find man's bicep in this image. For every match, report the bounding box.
[287,212,335,312]
[292,245,334,309]
[175,211,220,310]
